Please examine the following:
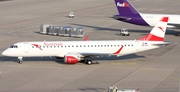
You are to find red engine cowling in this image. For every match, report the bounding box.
[64,55,81,64]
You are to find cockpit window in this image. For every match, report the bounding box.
[10,45,18,48]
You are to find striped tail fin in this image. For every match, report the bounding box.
[139,17,169,41]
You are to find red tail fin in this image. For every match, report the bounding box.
[139,17,169,41]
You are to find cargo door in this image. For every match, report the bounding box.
[24,42,29,53]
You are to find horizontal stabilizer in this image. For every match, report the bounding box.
[113,15,131,21]
[151,41,171,46]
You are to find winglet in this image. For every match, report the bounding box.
[139,17,169,41]
[84,35,89,41]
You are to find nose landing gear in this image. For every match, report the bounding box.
[18,57,23,64]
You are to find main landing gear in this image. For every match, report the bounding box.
[84,58,92,65]
[18,57,23,64]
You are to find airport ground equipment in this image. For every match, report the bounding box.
[40,24,51,34]
[48,25,61,35]
[40,24,84,38]
[59,26,73,37]
[108,86,139,92]
[120,28,130,36]
[71,26,84,38]
[69,12,75,18]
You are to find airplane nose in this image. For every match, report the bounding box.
[2,51,7,56]
[2,49,9,56]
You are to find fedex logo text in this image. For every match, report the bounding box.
[116,2,129,7]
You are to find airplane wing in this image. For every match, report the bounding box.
[56,51,118,58]
[79,46,123,57]
[79,51,115,57]
[63,46,124,57]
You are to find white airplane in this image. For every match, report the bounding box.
[2,17,170,65]
[113,0,180,29]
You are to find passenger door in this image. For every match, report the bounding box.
[24,42,29,53]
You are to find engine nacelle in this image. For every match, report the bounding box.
[64,55,81,64]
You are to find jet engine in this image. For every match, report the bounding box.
[64,55,81,64]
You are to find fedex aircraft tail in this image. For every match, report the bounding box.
[139,17,169,41]
[115,0,139,15]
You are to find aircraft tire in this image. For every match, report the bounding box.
[18,60,23,64]
[86,60,92,65]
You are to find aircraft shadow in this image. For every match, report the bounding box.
[0,0,11,2]
[0,54,145,64]
[79,87,105,92]
[91,54,145,61]
[70,23,180,36]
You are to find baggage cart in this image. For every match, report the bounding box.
[40,24,51,34]
[48,25,61,36]
[59,26,73,37]
[71,26,84,38]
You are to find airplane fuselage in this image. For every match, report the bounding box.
[114,13,180,28]
[141,13,180,28]
[2,40,161,58]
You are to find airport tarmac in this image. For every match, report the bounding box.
[0,0,180,92]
